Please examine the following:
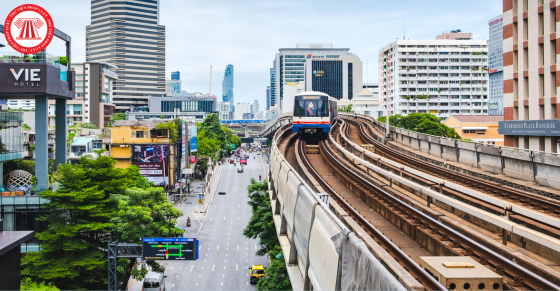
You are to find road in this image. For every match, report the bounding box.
[130,150,270,290]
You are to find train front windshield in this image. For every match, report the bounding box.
[294,96,329,117]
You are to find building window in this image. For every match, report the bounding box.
[136,131,144,138]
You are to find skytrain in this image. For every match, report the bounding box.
[291,91,338,134]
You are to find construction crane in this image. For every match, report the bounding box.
[209,65,212,95]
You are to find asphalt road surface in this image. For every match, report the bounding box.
[131,150,271,290]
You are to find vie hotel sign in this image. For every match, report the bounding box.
[498,120,560,136]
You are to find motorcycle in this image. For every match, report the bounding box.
[187,217,191,227]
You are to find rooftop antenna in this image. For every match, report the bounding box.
[209,65,212,95]
[403,20,405,40]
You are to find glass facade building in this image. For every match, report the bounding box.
[270,65,277,108]
[171,71,180,81]
[488,15,504,115]
[86,0,166,112]
[222,65,234,108]
[312,60,343,99]
[0,111,24,162]
[161,100,214,113]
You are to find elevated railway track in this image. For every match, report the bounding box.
[274,118,560,291]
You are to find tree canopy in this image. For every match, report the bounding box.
[195,113,241,160]
[22,153,182,290]
[378,113,461,139]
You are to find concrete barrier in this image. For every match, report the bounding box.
[340,113,560,198]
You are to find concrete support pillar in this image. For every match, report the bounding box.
[35,95,49,192]
[55,98,67,168]
[0,162,3,189]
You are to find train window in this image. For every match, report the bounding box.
[317,100,329,117]
[294,100,306,116]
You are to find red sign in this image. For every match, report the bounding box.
[489,68,498,74]
[190,157,196,164]
[4,4,54,54]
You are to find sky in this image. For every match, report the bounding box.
[1,0,503,109]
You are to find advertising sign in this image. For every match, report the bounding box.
[498,120,560,136]
[190,156,196,164]
[132,144,169,186]
[143,238,198,261]
[189,125,197,152]
[181,121,186,169]
[4,4,54,54]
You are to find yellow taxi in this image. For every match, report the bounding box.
[248,265,265,284]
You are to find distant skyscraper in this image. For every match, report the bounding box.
[266,86,271,110]
[86,0,166,112]
[171,71,180,81]
[252,100,260,114]
[270,64,277,108]
[488,15,503,115]
[166,79,181,94]
[222,64,234,108]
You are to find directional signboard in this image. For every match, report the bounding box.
[143,238,198,260]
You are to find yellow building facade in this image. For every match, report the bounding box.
[443,115,504,146]
[106,120,177,187]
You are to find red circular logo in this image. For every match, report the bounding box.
[4,4,54,54]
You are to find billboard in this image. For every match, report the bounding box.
[189,125,197,152]
[143,238,198,260]
[132,144,169,186]
[181,121,186,169]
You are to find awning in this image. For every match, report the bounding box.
[461,127,489,130]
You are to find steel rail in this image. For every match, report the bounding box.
[344,118,560,236]
[296,136,446,291]
[346,117,560,214]
[331,120,560,291]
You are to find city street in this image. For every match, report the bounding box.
[130,150,270,290]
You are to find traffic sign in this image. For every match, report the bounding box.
[231,144,235,149]
[143,238,198,260]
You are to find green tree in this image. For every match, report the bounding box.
[107,113,126,127]
[243,179,279,256]
[58,57,69,66]
[230,135,242,149]
[377,113,461,139]
[156,120,179,143]
[338,104,353,113]
[20,278,59,291]
[256,246,292,291]
[79,122,99,129]
[111,187,184,289]
[199,113,225,145]
[22,153,150,290]
[197,130,221,158]
[22,123,32,130]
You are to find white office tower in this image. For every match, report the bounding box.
[252,100,260,114]
[378,33,489,121]
[218,102,231,120]
[235,102,251,120]
[86,0,166,112]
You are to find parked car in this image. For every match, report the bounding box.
[237,167,243,173]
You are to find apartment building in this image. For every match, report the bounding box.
[48,62,117,128]
[500,0,560,152]
[378,34,489,121]
[489,15,505,115]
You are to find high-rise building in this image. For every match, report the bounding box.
[488,15,504,115]
[273,43,362,111]
[86,0,166,113]
[378,34,489,121]
[171,71,180,81]
[252,100,260,114]
[500,1,560,152]
[48,62,118,128]
[270,64,277,108]
[218,102,231,120]
[166,79,181,94]
[235,102,251,120]
[222,64,234,108]
[266,86,271,110]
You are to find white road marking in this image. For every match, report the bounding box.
[224,266,226,269]
[212,264,215,271]
[236,264,239,270]
[217,245,219,250]
[225,260,227,262]
[199,275,201,277]
[223,274,225,277]
[255,245,257,249]
[247,282,249,285]
[210,217,212,220]
[223,217,225,220]
[204,260,206,262]
[201,267,203,269]
[237,245,239,250]
[222,282,224,285]
[172,284,174,287]
[176,274,179,278]
[227,248,229,250]
[196,283,198,286]
[190,265,194,271]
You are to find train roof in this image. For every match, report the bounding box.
[295,91,338,101]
